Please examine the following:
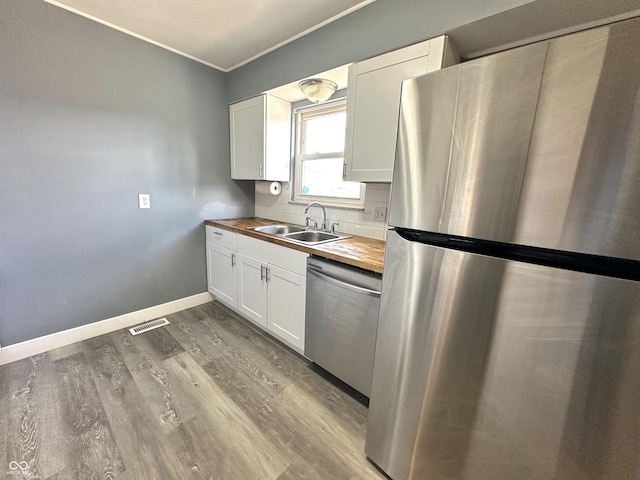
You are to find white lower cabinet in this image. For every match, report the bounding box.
[205,226,238,309]
[237,253,268,327]
[266,264,306,351]
[206,242,238,309]
[236,234,308,353]
[206,227,308,354]
[237,254,306,352]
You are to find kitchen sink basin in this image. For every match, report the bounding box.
[252,224,306,236]
[248,224,350,245]
[284,231,342,244]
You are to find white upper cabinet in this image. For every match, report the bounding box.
[230,94,292,181]
[344,35,458,182]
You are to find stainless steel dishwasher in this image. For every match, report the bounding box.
[305,256,382,397]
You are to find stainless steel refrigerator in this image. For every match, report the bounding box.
[366,17,640,480]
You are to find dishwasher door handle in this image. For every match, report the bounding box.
[308,265,381,297]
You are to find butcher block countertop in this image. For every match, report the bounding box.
[205,217,385,274]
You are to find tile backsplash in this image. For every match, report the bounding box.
[254,182,390,240]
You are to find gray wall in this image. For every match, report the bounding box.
[226,0,640,104]
[4,0,635,347]
[447,0,640,59]
[225,0,535,103]
[0,0,254,345]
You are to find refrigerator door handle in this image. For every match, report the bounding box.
[308,265,381,297]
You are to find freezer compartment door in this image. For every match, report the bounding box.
[389,40,548,240]
[366,230,640,480]
[390,18,640,261]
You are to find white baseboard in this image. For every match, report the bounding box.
[0,292,213,366]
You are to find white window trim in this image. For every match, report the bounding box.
[289,99,365,209]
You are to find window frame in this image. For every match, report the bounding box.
[290,98,365,209]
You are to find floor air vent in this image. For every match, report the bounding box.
[129,317,170,336]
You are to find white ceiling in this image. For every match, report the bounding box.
[43,0,376,72]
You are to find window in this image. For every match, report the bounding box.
[291,99,365,207]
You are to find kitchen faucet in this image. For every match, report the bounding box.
[304,202,327,231]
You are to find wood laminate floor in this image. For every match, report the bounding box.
[0,301,387,480]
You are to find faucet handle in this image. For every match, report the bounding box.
[305,216,311,228]
[330,222,339,233]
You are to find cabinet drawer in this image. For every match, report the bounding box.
[206,226,237,250]
[237,235,308,276]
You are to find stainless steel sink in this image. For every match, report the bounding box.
[248,224,350,245]
[252,224,306,236]
[283,231,342,244]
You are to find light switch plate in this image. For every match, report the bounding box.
[138,193,151,209]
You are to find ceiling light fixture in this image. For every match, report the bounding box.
[298,78,338,103]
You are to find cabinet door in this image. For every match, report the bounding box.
[344,36,457,183]
[206,242,238,309]
[345,54,430,182]
[264,95,292,181]
[237,253,268,327]
[230,95,265,179]
[267,264,306,352]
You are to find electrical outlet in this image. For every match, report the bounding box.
[138,193,151,209]
[372,204,387,222]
